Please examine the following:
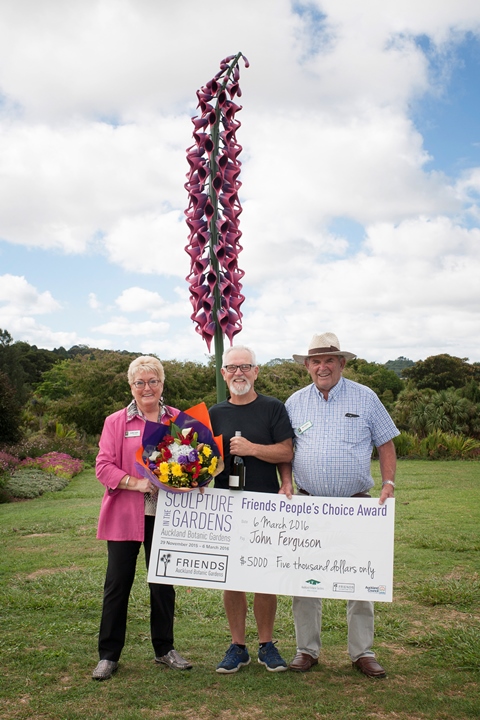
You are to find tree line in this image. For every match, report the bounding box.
[1,328,480,458]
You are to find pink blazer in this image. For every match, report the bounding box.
[96,405,177,541]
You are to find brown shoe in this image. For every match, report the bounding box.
[289,652,318,672]
[352,656,386,678]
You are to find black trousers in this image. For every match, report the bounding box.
[98,515,175,661]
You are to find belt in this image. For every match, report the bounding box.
[297,488,371,499]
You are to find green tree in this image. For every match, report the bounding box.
[394,385,479,438]
[0,329,13,347]
[0,371,22,443]
[402,354,474,391]
[425,390,475,436]
[384,356,415,377]
[459,379,480,404]
[162,359,217,410]
[0,329,61,404]
[0,329,29,403]
[344,358,404,409]
[35,351,136,436]
[35,352,220,436]
[255,361,311,403]
[392,384,434,432]
[13,342,60,385]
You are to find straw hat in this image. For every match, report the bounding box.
[292,332,356,364]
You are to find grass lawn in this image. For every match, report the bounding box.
[0,460,479,720]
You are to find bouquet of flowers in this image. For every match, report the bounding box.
[135,403,224,493]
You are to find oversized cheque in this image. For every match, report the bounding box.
[147,487,395,602]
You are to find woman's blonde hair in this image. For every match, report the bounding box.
[128,356,165,384]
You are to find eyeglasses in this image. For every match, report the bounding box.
[132,379,162,389]
[223,364,255,374]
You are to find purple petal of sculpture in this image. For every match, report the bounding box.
[185,52,248,366]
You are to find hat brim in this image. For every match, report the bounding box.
[293,351,356,364]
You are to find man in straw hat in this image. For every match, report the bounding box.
[279,332,399,679]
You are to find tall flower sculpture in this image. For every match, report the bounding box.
[185,52,249,400]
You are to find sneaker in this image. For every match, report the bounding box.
[258,641,288,672]
[216,643,251,674]
[92,659,118,681]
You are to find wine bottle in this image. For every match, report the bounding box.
[228,430,245,490]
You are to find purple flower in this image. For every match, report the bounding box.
[178,449,199,464]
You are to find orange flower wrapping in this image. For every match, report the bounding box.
[135,403,224,493]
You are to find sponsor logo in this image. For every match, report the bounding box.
[365,585,387,594]
[154,549,228,583]
[301,579,323,593]
[332,582,355,593]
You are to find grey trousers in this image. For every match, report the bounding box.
[292,596,375,662]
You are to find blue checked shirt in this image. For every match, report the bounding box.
[285,377,399,497]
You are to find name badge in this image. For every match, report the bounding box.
[125,430,141,438]
[296,421,312,434]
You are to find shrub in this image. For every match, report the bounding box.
[393,432,420,458]
[0,451,20,473]
[4,467,69,499]
[418,431,480,460]
[0,452,20,502]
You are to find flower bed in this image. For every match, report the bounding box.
[1,451,84,501]
[0,451,20,474]
[20,452,84,479]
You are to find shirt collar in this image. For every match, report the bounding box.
[126,399,174,423]
[313,375,345,402]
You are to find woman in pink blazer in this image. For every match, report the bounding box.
[92,356,192,681]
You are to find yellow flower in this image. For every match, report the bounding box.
[159,462,169,475]
[159,474,170,484]
[208,457,218,474]
[171,463,183,477]
[201,445,212,457]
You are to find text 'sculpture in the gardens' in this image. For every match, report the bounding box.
[148,488,395,602]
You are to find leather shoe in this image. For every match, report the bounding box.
[288,652,319,672]
[155,649,192,670]
[353,656,386,678]
[92,659,118,681]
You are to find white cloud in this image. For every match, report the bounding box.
[237,212,480,363]
[0,274,60,314]
[93,317,170,338]
[0,274,98,349]
[88,292,100,310]
[115,286,189,318]
[104,211,188,277]
[1,318,95,351]
[0,118,189,254]
[237,107,458,286]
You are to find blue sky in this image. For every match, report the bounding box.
[1,0,480,365]
[413,33,480,174]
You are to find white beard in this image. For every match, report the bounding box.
[229,379,252,396]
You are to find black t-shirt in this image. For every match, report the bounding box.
[209,393,293,493]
